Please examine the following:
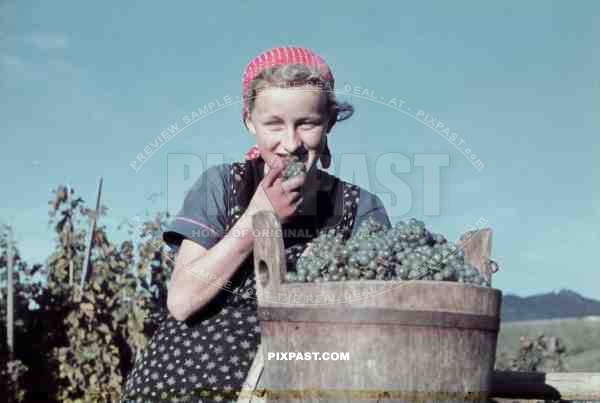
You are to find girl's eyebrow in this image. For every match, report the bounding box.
[261,113,323,121]
[299,114,323,120]
[261,115,283,121]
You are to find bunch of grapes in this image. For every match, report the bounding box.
[283,156,307,180]
[288,216,492,287]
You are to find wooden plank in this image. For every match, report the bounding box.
[257,279,501,316]
[459,227,493,284]
[239,370,600,402]
[239,211,286,403]
[252,211,286,293]
[258,307,500,331]
[238,343,265,403]
[490,371,600,401]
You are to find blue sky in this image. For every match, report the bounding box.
[1,1,598,298]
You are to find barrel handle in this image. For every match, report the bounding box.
[252,211,286,298]
[458,227,493,285]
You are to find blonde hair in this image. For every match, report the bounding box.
[244,64,354,131]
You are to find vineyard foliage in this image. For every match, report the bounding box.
[495,333,567,373]
[0,185,174,402]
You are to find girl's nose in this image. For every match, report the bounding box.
[281,127,302,153]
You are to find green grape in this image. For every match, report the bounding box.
[358,253,370,267]
[395,266,407,280]
[442,267,455,280]
[378,249,391,259]
[363,270,376,279]
[394,252,405,262]
[283,156,307,180]
[432,233,447,245]
[348,268,361,279]
[410,261,422,272]
[426,259,438,271]
[393,222,405,232]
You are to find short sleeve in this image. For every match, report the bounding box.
[162,163,231,251]
[352,188,391,234]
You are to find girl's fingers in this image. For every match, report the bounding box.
[263,157,285,187]
[281,173,306,193]
[293,197,304,209]
[284,191,301,204]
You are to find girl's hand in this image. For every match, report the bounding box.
[246,158,306,224]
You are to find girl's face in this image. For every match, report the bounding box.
[245,84,330,175]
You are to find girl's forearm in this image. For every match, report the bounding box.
[168,211,257,320]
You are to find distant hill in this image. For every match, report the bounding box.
[501,289,600,322]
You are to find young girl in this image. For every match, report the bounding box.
[121,46,390,403]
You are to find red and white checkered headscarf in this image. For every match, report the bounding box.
[242,47,334,161]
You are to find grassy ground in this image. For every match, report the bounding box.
[497,316,600,371]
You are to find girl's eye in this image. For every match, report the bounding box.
[265,122,284,131]
[299,122,318,130]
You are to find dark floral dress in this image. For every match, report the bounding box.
[121,158,360,403]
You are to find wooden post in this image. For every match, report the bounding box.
[80,177,103,290]
[6,225,14,362]
[238,344,265,403]
[67,184,74,286]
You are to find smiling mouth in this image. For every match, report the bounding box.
[276,151,308,163]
